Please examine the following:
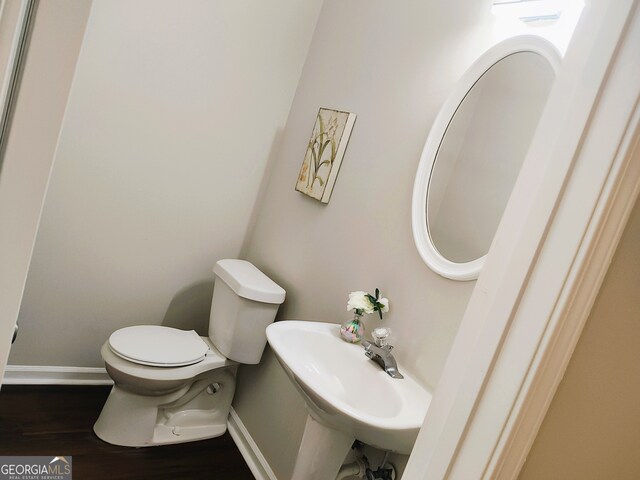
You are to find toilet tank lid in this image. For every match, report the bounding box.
[213,259,286,304]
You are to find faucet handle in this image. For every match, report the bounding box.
[372,327,391,347]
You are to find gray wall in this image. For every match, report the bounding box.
[519,190,640,478]
[233,1,497,477]
[9,0,323,367]
[0,0,92,376]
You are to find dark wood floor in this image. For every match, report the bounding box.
[0,386,254,479]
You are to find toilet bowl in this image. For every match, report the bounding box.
[93,259,285,447]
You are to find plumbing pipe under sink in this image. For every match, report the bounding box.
[336,457,368,479]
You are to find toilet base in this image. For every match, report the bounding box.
[94,367,236,447]
[150,417,228,446]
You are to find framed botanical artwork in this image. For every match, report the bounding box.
[295,108,356,203]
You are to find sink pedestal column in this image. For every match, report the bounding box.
[291,414,354,480]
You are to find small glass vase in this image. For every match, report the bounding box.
[340,313,365,343]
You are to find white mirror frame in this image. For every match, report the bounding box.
[412,35,560,281]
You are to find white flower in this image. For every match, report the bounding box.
[377,297,389,313]
[347,291,375,314]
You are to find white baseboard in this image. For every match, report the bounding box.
[2,365,113,385]
[228,406,277,480]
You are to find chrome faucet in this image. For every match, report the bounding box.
[362,328,404,379]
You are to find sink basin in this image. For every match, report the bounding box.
[266,320,432,455]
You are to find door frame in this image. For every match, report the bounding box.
[0,0,37,385]
[0,0,91,385]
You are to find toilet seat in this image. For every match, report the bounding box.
[109,325,210,367]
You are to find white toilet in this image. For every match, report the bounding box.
[93,259,285,447]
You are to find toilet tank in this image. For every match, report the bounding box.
[209,259,286,364]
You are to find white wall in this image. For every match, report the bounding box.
[232,1,498,477]
[8,0,323,367]
[0,0,91,379]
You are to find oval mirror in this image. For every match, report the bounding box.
[412,36,559,281]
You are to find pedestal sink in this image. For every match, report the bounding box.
[266,321,432,480]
